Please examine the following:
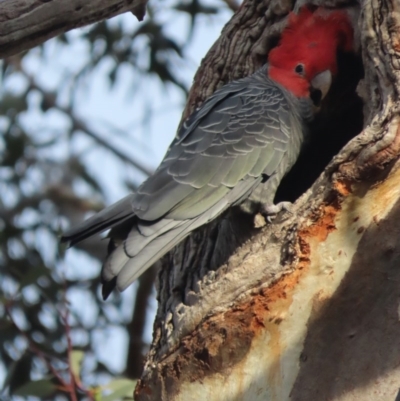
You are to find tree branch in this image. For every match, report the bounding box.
[135,0,400,398]
[27,80,155,177]
[72,118,154,177]
[0,0,149,59]
[125,266,157,379]
[221,0,240,12]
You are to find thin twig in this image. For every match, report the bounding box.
[60,282,96,400]
[5,302,72,397]
[5,299,95,401]
[60,307,79,401]
[27,79,154,177]
[72,118,154,177]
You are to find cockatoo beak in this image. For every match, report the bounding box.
[310,70,332,106]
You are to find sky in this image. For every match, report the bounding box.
[20,3,233,203]
[0,0,234,384]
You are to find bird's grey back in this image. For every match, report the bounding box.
[61,64,313,297]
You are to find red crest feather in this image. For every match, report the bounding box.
[268,6,354,97]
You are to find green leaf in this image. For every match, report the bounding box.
[0,94,28,114]
[14,379,57,397]
[102,378,136,401]
[2,128,28,166]
[19,265,49,288]
[71,350,84,378]
[8,353,32,394]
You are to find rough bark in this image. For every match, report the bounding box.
[134,0,400,399]
[0,0,148,59]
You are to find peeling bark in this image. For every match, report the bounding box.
[0,0,148,59]
[134,0,400,399]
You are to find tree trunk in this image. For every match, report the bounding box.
[134,0,400,400]
[0,0,148,58]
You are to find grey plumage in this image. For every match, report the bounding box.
[61,65,314,299]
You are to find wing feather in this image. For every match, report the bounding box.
[133,68,305,222]
[62,65,312,298]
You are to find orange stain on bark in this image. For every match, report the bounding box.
[334,180,352,196]
[140,193,349,393]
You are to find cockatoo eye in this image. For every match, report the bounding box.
[295,64,305,75]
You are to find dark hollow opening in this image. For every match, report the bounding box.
[201,51,364,271]
[275,51,364,203]
[164,52,365,291]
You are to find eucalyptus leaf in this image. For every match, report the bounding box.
[14,379,57,398]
